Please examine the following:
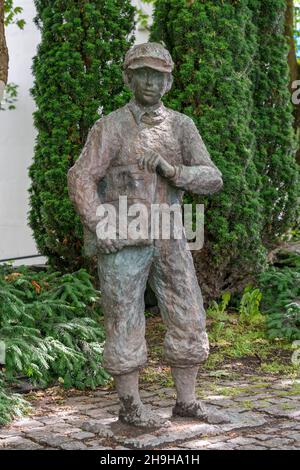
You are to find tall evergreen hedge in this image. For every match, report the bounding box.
[29,0,135,269]
[151,0,299,301]
[250,0,299,245]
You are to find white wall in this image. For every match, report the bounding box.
[0,0,152,265]
[0,0,41,264]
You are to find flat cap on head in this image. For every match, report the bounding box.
[124,42,174,74]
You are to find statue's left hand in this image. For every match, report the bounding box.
[138,148,176,179]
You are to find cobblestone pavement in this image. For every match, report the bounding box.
[1,373,300,450]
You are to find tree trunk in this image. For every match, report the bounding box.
[0,0,9,102]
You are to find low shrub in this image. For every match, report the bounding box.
[0,266,109,390]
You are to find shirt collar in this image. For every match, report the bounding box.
[128,99,167,125]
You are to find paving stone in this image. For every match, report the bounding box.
[219,407,250,414]
[12,418,45,429]
[236,444,268,450]
[89,446,113,450]
[44,424,81,435]
[81,421,114,438]
[271,379,300,389]
[281,446,300,450]
[70,431,95,440]
[124,423,219,449]
[98,400,119,409]
[262,438,295,448]
[1,373,299,450]
[284,395,300,401]
[63,396,91,404]
[85,408,116,419]
[252,433,278,441]
[0,436,35,449]
[206,442,236,450]
[38,416,66,425]
[85,439,107,447]
[86,396,114,404]
[227,437,257,446]
[286,432,300,442]
[93,390,116,398]
[140,390,160,398]
[63,415,91,426]
[221,410,267,431]
[150,399,175,408]
[259,406,300,419]
[14,440,45,450]
[60,441,88,450]
[234,394,270,402]
[179,439,214,449]
[71,403,100,412]
[0,429,23,438]
[204,398,235,408]
[23,431,72,448]
[272,422,299,430]
[0,436,46,449]
[267,397,299,405]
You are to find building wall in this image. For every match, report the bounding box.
[0,0,151,264]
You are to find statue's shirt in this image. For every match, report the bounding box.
[68,100,223,235]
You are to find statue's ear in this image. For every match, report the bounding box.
[164,73,173,94]
[123,69,133,90]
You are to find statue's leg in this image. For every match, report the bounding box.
[149,238,229,424]
[171,366,229,424]
[97,245,168,428]
[114,370,169,428]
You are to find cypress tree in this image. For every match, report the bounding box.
[250,0,300,245]
[29,0,135,269]
[151,0,265,300]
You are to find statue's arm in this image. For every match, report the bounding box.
[170,117,223,195]
[67,119,111,233]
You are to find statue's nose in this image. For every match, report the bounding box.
[146,75,154,87]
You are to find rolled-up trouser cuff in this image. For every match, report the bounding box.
[164,331,210,367]
[103,353,147,377]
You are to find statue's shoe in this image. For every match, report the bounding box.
[172,401,230,425]
[119,403,170,428]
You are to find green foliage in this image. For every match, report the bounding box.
[205,285,299,374]
[208,255,300,342]
[0,266,109,390]
[207,292,231,321]
[259,259,300,312]
[150,0,300,301]
[207,287,268,366]
[208,285,264,326]
[250,0,299,246]
[259,251,300,340]
[2,2,24,113]
[0,83,18,111]
[4,0,25,29]
[136,0,156,31]
[29,0,135,269]
[239,286,262,324]
[266,302,300,341]
[0,372,30,426]
[294,3,300,59]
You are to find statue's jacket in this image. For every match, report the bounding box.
[68,99,223,247]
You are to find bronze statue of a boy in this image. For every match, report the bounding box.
[68,43,226,427]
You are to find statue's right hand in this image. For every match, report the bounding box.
[97,238,128,254]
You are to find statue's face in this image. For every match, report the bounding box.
[129,67,167,106]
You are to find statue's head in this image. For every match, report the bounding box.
[124,42,174,106]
